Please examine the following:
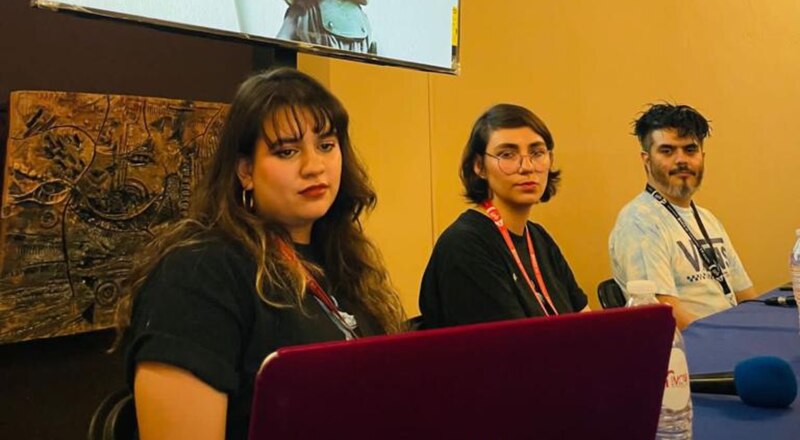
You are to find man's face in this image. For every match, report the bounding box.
[641,128,705,205]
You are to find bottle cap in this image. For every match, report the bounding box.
[626,280,658,296]
[796,229,800,237]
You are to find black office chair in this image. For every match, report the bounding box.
[406,315,424,331]
[87,388,137,440]
[597,278,627,309]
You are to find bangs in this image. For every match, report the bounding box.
[260,103,339,150]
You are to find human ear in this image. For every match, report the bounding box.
[236,157,254,190]
[640,151,651,174]
[473,156,486,178]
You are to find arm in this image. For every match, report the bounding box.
[127,241,247,437]
[735,286,759,303]
[655,295,699,330]
[611,213,685,311]
[135,362,227,440]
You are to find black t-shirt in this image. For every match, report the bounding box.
[419,209,588,328]
[125,234,381,439]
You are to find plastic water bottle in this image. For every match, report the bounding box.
[791,229,800,334]
[626,280,693,440]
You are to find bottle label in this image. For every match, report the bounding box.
[663,348,690,410]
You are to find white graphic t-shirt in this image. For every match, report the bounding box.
[609,191,752,319]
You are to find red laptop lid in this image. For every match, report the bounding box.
[249,305,674,440]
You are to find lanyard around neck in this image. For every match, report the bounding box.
[644,184,731,295]
[480,201,558,316]
[278,240,360,340]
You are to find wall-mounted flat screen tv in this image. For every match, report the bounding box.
[33,0,461,74]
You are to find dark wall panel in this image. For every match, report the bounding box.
[0,1,254,102]
[0,2,292,438]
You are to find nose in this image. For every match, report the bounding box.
[674,148,690,164]
[300,148,326,176]
[518,154,536,173]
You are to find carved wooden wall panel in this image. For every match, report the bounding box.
[1,91,228,343]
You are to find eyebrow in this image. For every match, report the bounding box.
[655,143,699,149]
[271,135,302,147]
[494,141,546,149]
[317,126,337,138]
[268,127,338,149]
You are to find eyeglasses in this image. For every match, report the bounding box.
[484,150,550,175]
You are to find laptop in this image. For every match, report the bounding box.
[249,305,674,440]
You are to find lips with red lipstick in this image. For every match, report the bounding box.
[299,183,329,198]
[515,181,540,191]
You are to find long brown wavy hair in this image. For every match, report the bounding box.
[115,68,406,342]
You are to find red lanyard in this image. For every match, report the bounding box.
[277,240,359,339]
[480,201,558,316]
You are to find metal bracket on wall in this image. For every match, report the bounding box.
[253,45,297,71]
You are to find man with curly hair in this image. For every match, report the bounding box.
[609,103,757,329]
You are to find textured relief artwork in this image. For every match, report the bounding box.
[0,91,228,343]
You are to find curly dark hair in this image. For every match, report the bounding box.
[460,103,561,204]
[116,68,406,345]
[634,103,711,152]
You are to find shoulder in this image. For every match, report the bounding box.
[527,221,554,241]
[425,210,507,271]
[133,232,258,333]
[435,210,497,249]
[143,232,255,298]
[527,222,559,250]
[159,233,251,273]
[613,192,666,235]
[618,192,660,221]
[693,203,724,226]
[527,222,567,259]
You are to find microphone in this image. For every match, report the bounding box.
[764,295,797,307]
[690,356,797,408]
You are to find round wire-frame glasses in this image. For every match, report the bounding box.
[484,150,550,175]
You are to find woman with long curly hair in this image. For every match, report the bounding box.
[119,68,405,439]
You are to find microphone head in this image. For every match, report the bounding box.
[734,356,797,408]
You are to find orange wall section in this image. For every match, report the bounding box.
[300,56,433,316]
[301,0,800,315]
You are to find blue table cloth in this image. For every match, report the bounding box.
[683,289,800,439]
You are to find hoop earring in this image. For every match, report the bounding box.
[241,189,254,211]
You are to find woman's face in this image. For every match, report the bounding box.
[237,107,342,243]
[476,126,551,211]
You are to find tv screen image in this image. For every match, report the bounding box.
[34,0,461,74]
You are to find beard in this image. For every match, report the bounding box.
[648,161,704,201]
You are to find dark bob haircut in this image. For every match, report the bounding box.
[634,103,711,152]
[460,103,561,204]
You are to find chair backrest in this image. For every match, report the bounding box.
[406,315,424,331]
[597,278,627,309]
[87,389,137,440]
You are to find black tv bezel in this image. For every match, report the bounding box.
[32,0,462,75]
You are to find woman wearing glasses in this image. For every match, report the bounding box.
[419,104,589,329]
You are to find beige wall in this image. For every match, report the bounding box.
[301,0,800,314]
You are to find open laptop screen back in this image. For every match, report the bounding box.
[249,305,674,440]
